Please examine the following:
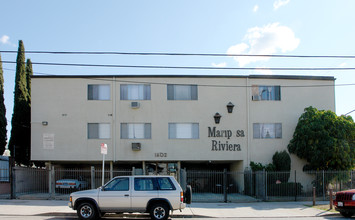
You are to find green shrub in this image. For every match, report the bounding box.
[267,182,303,196]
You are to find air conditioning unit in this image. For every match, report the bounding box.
[131,102,140,109]
[132,143,141,151]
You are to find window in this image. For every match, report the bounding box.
[253,123,282,139]
[88,84,110,100]
[252,85,281,101]
[120,84,151,100]
[157,177,176,190]
[121,123,151,139]
[104,177,129,191]
[167,84,198,100]
[169,123,199,139]
[134,178,157,191]
[88,123,111,139]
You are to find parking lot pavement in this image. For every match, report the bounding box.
[0,199,337,218]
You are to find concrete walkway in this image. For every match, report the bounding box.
[0,199,338,218]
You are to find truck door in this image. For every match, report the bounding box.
[98,177,131,212]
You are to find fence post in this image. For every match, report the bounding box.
[91,166,95,189]
[250,170,255,196]
[323,170,325,201]
[351,171,353,189]
[50,167,55,199]
[132,167,136,175]
[223,168,227,203]
[294,170,297,201]
[110,162,113,180]
[10,166,15,199]
[265,170,268,201]
[48,166,52,196]
[313,187,316,206]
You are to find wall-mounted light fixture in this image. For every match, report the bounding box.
[227,102,235,113]
[42,121,48,126]
[214,113,221,124]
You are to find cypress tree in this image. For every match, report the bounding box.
[0,54,7,155]
[9,40,31,166]
[26,59,32,102]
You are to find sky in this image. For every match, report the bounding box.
[1,0,355,141]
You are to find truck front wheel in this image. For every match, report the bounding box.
[77,202,98,220]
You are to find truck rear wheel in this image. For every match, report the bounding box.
[150,203,169,220]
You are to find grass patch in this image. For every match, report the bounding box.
[305,204,338,213]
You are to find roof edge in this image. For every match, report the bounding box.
[31,74,335,81]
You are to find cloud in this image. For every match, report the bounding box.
[273,0,290,10]
[212,62,227,68]
[253,5,259,12]
[0,35,16,47]
[227,23,300,67]
[0,35,10,44]
[339,62,347,67]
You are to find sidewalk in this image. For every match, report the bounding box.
[0,199,337,218]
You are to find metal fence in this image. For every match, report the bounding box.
[185,169,355,202]
[3,166,132,199]
[1,167,354,202]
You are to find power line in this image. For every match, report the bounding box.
[345,109,355,115]
[3,67,354,88]
[2,50,355,59]
[3,60,355,71]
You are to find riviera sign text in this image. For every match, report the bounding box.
[208,127,244,151]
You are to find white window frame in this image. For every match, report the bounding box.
[88,84,111,100]
[120,84,151,100]
[167,84,198,100]
[168,123,199,139]
[88,123,111,139]
[121,123,151,139]
[252,85,281,101]
[253,123,282,139]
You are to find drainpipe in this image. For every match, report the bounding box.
[113,77,117,162]
[246,77,251,167]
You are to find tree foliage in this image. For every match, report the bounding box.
[288,106,355,171]
[272,150,291,171]
[250,150,291,172]
[26,59,32,102]
[0,54,7,155]
[8,40,31,166]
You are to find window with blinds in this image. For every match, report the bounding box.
[168,123,199,139]
[120,84,151,100]
[88,84,111,100]
[253,123,282,139]
[252,85,281,101]
[167,84,198,100]
[121,123,151,139]
[88,123,111,139]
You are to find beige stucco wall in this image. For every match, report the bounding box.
[31,75,335,173]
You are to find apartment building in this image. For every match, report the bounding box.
[31,75,335,175]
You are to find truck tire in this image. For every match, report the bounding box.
[149,203,169,220]
[340,211,353,218]
[184,185,192,204]
[77,202,98,220]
